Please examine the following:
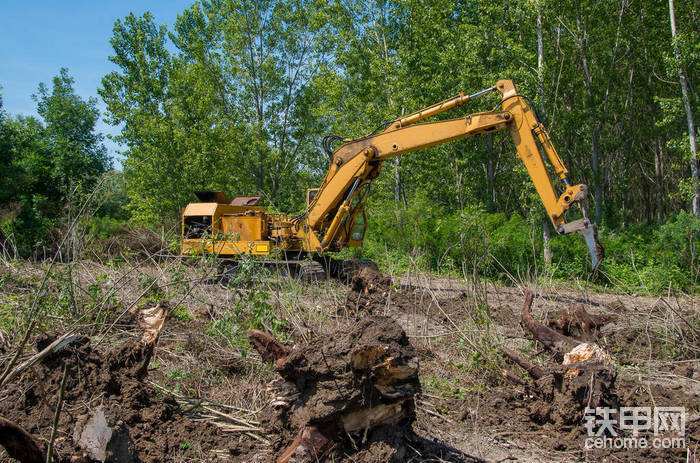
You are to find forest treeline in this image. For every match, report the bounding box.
[0,0,698,291]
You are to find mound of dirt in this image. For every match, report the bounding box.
[348,265,391,294]
[0,333,233,463]
[250,315,425,462]
[341,267,421,318]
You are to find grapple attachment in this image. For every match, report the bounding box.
[558,216,604,271]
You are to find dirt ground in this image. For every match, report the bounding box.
[0,261,698,462]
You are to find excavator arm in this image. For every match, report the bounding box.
[300,79,603,269]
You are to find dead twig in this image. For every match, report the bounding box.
[46,363,68,463]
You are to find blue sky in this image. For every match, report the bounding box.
[0,0,192,162]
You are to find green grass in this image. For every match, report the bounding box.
[172,305,193,321]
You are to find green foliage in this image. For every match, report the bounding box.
[206,260,287,353]
[172,305,193,322]
[363,195,537,278]
[0,70,109,256]
[3,1,699,299]
[167,367,191,382]
[100,3,333,222]
[588,213,700,293]
[423,374,468,400]
[362,198,699,293]
[138,274,165,306]
[85,216,127,240]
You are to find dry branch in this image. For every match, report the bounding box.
[502,347,546,380]
[45,363,68,463]
[248,329,291,365]
[0,332,85,386]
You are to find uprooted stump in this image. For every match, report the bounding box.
[349,264,392,295]
[341,266,423,318]
[548,304,613,340]
[502,290,618,428]
[249,315,421,462]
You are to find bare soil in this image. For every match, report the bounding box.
[0,262,698,462]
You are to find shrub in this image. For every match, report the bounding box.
[361,198,699,293]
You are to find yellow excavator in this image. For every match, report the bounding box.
[181,80,603,276]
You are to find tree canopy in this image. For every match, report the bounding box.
[99,0,699,230]
[0,69,109,255]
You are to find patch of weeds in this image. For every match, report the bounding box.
[458,304,504,382]
[423,374,468,400]
[206,260,287,354]
[207,290,287,355]
[247,289,286,335]
[167,265,189,298]
[173,341,186,354]
[149,359,162,371]
[167,368,191,382]
[54,267,78,317]
[206,309,249,353]
[84,274,117,324]
[470,301,492,327]
[0,297,19,333]
[179,441,191,451]
[138,274,165,306]
[172,305,193,321]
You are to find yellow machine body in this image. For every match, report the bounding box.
[181,203,272,256]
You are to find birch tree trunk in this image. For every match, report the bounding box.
[537,6,552,266]
[668,0,700,216]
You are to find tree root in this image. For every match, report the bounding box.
[0,417,45,463]
[501,289,618,427]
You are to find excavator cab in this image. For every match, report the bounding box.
[306,188,319,206]
[348,210,367,245]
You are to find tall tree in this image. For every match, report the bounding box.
[1,70,108,255]
[668,0,699,216]
[35,68,109,196]
[101,3,331,222]
[102,0,700,233]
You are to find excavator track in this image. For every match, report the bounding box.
[295,260,327,282]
